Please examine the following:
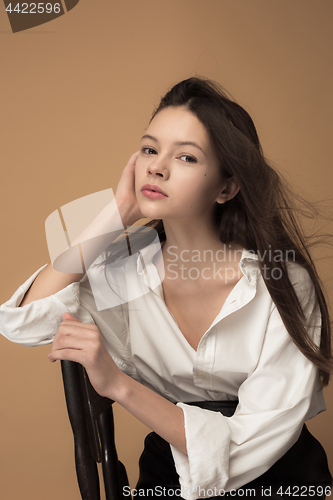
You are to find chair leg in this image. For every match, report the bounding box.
[74,439,101,500]
[98,406,128,500]
[118,461,130,496]
[61,360,101,500]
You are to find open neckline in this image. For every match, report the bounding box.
[158,273,245,353]
[141,245,258,353]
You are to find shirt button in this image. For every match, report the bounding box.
[198,371,206,377]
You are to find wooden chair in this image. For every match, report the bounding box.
[61,360,129,500]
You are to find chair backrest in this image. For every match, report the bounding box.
[61,360,129,500]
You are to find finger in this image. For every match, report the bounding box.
[52,330,99,353]
[63,312,81,322]
[48,348,85,364]
[125,151,140,172]
[58,320,98,332]
[51,334,86,352]
[130,150,140,161]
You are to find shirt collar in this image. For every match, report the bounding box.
[137,244,260,291]
[239,249,260,285]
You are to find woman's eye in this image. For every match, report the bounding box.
[179,155,197,163]
[142,147,157,155]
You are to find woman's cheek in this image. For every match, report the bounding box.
[134,163,143,193]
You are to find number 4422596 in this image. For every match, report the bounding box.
[6,3,61,14]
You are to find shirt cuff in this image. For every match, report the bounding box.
[170,403,231,499]
[0,264,81,346]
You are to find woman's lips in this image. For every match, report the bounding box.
[141,189,168,199]
[141,184,168,199]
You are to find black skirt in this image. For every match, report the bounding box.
[135,401,332,499]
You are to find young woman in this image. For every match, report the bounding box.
[1,77,332,499]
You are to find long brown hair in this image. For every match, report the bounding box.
[103,77,332,386]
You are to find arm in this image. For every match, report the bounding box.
[47,266,323,489]
[116,369,187,453]
[20,151,143,306]
[169,265,324,497]
[48,312,187,454]
[0,152,143,346]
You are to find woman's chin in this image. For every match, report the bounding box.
[139,206,165,220]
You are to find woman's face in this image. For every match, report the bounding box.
[135,106,230,223]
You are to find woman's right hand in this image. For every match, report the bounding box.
[115,151,145,226]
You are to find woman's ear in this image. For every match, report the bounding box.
[216,176,240,205]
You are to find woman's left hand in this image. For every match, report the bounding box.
[48,312,123,399]
[49,316,187,454]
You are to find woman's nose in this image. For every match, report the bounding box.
[147,157,169,178]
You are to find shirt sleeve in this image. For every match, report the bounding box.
[0,264,83,346]
[0,261,137,379]
[170,264,325,499]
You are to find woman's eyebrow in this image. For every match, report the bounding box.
[141,134,206,155]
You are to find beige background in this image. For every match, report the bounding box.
[0,1,332,499]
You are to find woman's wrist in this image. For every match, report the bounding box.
[116,199,142,228]
[110,373,187,454]
[107,369,133,404]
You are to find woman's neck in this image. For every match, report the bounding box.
[160,218,244,273]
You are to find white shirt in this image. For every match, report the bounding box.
[0,243,325,499]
